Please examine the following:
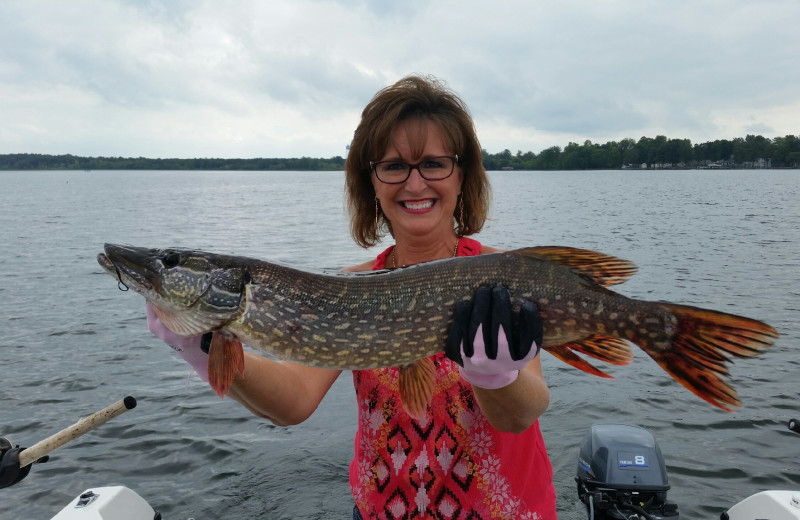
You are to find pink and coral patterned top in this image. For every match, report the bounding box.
[349,237,557,519]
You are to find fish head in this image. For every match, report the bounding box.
[98,244,246,335]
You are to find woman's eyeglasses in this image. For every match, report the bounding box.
[370,155,458,184]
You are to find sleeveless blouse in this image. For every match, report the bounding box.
[349,237,557,519]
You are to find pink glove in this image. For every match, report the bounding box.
[456,323,535,389]
[446,286,542,389]
[146,302,209,381]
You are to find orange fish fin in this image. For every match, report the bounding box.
[646,303,778,412]
[207,333,246,399]
[398,358,436,418]
[543,344,615,379]
[566,335,634,366]
[516,246,638,287]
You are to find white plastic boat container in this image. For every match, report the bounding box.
[722,490,800,520]
[50,486,159,520]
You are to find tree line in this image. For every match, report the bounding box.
[483,134,800,170]
[1,134,798,171]
[0,155,346,171]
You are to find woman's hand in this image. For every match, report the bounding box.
[445,286,542,389]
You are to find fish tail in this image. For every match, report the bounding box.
[648,303,778,411]
[207,333,246,398]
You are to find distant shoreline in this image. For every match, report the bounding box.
[2,133,799,170]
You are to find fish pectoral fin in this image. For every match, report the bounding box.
[151,303,227,337]
[516,246,638,287]
[543,344,615,379]
[566,335,634,366]
[207,332,245,399]
[398,358,436,418]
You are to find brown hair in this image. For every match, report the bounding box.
[345,74,490,248]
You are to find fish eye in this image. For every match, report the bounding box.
[162,252,181,268]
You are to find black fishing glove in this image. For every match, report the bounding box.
[0,437,48,489]
[445,286,543,389]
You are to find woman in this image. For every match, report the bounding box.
[149,75,557,519]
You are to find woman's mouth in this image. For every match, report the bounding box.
[401,199,435,210]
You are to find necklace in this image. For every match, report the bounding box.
[391,238,459,268]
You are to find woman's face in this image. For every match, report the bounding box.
[372,119,463,241]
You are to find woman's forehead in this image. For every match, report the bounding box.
[383,119,448,158]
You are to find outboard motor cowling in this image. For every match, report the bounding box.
[576,424,679,519]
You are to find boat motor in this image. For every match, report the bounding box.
[576,424,679,519]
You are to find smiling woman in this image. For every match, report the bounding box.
[339,75,557,518]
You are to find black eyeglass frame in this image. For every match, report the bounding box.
[369,155,459,184]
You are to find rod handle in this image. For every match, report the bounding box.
[17,396,137,468]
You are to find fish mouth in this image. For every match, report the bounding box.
[97,252,129,291]
[98,244,160,294]
[97,251,115,273]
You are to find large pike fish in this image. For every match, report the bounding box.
[98,244,778,415]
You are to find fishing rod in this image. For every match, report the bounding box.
[0,396,137,488]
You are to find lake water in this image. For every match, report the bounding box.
[1,169,798,519]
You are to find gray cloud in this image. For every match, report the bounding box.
[1,0,798,158]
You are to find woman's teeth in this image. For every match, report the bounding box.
[402,200,434,210]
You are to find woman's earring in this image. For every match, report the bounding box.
[458,194,465,228]
[375,197,380,228]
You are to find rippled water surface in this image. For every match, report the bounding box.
[1,169,798,519]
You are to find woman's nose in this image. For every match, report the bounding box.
[404,167,428,190]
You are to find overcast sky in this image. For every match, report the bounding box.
[1,0,798,159]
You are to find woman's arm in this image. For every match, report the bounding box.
[445,281,550,434]
[227,352,342,426]
[471,356,549,433]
